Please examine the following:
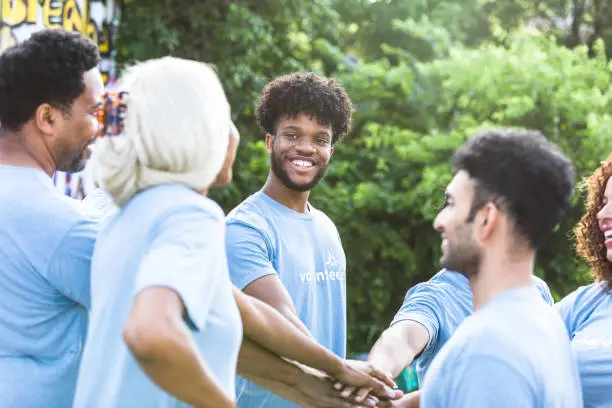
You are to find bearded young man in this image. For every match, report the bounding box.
[225,72,359,408]
[386,129,583,408]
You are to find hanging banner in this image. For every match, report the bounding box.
[1,0,121,199]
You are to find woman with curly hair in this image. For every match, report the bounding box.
[556,155,612,408]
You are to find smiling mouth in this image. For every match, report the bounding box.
[604,229,612,245]
[291,159,314,170]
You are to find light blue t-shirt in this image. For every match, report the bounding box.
[73,184,243,408]
[420,286,583,408]
[391,269,554,385]
[0,165,98,408]
[226,191,346,408]
[556,282,612,408]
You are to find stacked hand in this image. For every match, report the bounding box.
[330,359,404,406]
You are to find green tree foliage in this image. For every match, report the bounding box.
[116,1,611,353]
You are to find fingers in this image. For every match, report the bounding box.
[354,387,373,403]
[367,366,397,389]
[340,385,358,399]
[362,374,397,399]
[362,395,379,407]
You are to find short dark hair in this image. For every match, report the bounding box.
[0,28,101,132]
[453,128,575,249]
[255,72,354,143]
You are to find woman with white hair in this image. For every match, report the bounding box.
[73,56,396,408]
[73,56,240,408]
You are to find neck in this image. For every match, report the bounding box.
[262,173,311,213]
[0,129,56,176]
[470,249,535,311]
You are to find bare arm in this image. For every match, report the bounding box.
[368,321,430,378]
[234,287,395,397]
[237,338,379,408]
[242,274,312,336]
[124,287,234,408]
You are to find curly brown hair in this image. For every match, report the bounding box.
[255,72,354,144]
[575,154,612,290]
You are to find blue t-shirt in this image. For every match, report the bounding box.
[391,269,554,384]
[0,165,98,408]
[226,191,346,408]
[556,282,612,408]
[420,286,583,408]
[73,184,243,408]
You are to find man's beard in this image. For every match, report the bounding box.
[270,149,328,192]
[57,145,89,173]
[440,227,482,278]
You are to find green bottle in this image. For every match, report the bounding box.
[394,364,419,393]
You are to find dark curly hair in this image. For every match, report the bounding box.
[255,72,354,143]
[575,155,612,290]
[453,128,575,249]
[0,28,100,132]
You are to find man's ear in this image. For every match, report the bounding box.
[34,103,59,136]
[476,202,499,243]
[265,133,274,154]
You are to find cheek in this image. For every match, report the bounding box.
[318,147,333,162]
[77,116,98,141]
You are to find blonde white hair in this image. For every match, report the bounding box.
[93,56,231,206]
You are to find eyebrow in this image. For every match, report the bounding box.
[282,125,331,136]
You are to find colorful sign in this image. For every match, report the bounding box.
[1,0,121,199]
[1,0,121,86]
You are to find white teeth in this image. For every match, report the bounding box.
[292,160,313,168]
[605,230,612,239]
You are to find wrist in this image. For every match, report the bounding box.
[367,355,393,378]
[325,356,347,379]
[278,359,304,387]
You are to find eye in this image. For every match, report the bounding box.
[317,138,330,145]
[285,133,297,139]
[439,196,452,212]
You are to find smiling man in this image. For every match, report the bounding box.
[414,129,582,408]
[226,72,355,408]
[0,29,104,407]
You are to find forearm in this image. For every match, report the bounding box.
[239,292,343,375]
[127,320,234,408]
[368,329,419,378]
[237,337,302,384]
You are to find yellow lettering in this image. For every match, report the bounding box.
[62,0,82,33]
[2,0,27,26]
[86,20,98,44]
[26,0,37,23]
[42,0,62,28]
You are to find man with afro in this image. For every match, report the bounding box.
[226,72,356,407]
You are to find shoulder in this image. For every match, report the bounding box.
[226,192,273,234]
[556,282,608,322]
[310,205,338,228]
[409,269,470,297]
[132,184,225,223]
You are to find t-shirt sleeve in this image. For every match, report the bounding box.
[423,355,535,408]
[390,283,442,355]
[554,286,589,337]
[46,218,99,308]
[134,206,225,331]
[225,220,277,290]
[531,277,554,305]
